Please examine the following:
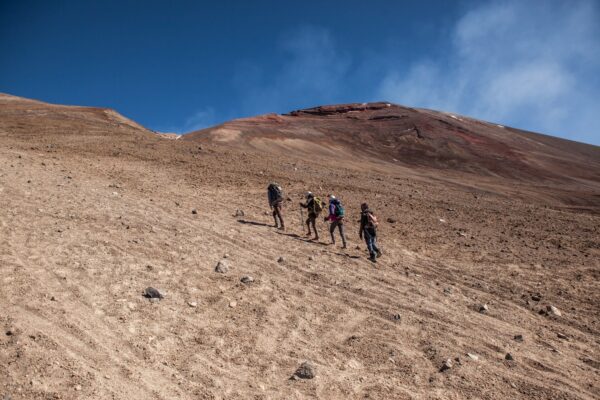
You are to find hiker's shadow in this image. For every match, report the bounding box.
[276,231,329,246]
[237,219,272,227]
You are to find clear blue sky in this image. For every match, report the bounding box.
[1,0,599,145]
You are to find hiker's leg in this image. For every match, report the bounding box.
[305,217,312,235]
[338,221,347,248]
[372,233,381,256]
[272,208,279,227]
[310,216,318,239]
[276,204,284,229]
[329,221,336,244]
[365,230,375,257]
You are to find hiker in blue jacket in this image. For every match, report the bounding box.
[359,203,382,262]
[324,195,347,249]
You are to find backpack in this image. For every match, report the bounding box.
[367,212,378,228]
[311,197,323,214]
[333,200,345,217]
[268,184,283,203]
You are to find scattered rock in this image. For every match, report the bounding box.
[392,313,401,321]
[241,276,254,284]
[143,287,164,299]
[308,256,314,261]
[223,253,230,259]
[292,361,316,379]
[229,300,237,308]
[215,260,229,274]
[234,209,245,217]
[505,353,514,361]
[557,332,568,340]
[479,304,489,313]
[188,301,198,308]
[514,334,524,342]
[440,358,453,372]
[277,256,285,263]
[5,330,13,336]
[531,293,542,301]
[439,218,446,223]
[191,208,198,215]
[74,385,82,391]
[467,353,479,361]
[547,305,562,316]
[387,217,397,223]
[443,287,453,295]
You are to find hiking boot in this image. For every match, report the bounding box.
[376,250,382,258]
[369,255,377,263]
[341,244,347,249]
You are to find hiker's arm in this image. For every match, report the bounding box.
[359,216,364,238]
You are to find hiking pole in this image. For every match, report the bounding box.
[300,207,304,231]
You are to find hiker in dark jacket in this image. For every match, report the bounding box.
[299,192,322,240]
[359,203,382,262]
[267,182,285,230]
[324,195,347,249]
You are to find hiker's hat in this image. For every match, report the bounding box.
[306,191,313,198]
[328,194,336,199]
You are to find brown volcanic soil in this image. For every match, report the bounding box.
[1,94,599,400]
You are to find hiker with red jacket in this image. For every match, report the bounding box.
[324,195,347,249]
[267,182,285,230]
[299,192,323,240]
[359,203,382,262]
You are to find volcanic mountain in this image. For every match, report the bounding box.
[1,94,599,400]
[188,102,600,194]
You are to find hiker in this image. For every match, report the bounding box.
[359,202,382,262]
[324,195,347,249]
[299,192,323,240]
[267,182,285,230]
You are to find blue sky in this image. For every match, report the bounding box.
[1,0,599,145]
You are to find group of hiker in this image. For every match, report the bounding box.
[267,183,382,263]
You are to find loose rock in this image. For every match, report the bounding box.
[467,353,479,361]
[188,301,198,308]
[191,209,198,215]
[143,287,164,299]
[387,217,397,224]
[557,332,568,339]
[234,209,245,217]
[293,361,316,379]
[479,304,489,313]
[277,256,285,263]
[215,260,229,274]
[505,353,514,361]
[547,305,562,316]
[241,276,254,284]
[440,358,453,372]
[514,334,524,342]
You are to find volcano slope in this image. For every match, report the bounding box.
[1,95,599,400]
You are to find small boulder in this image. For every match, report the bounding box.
[387,217,397,224]
[241,276,254,284]
[293,361,316,379]
[557,332,568,340]
[531,293,542,301]
[215,260,229,274]
[229,300,237,308]
[439,358,453,372]
[277,256,285,264]
[547,305,562,316]
[467,353,479,361]
[505,353,514,361]
[234,209,245,217]
[479,304,489,313]
[514,334,524,342]
[143,287,164,299]
[188,301,198,308]
[191,209,198,215]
